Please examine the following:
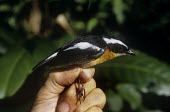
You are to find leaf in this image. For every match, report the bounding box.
[142,84,170,97]
[112,0,126,24]
[96,50,170,96]
[71,21,85,30]
[106,90,123,112]
[86,18,98,32]
[117,84,142,110]
[0,4,10,12]
[0,47,32,99]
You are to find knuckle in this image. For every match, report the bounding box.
[93,107,103,112]
[91,68,95,74]
[65,86,76,96]
[86,107,102,112]
[49,72,62,81]
[49,68,81,86]
[76,107,84,112]
[94,88,106,107]
[80,68,95,82]
[90,79,96,87]
[85,78,96,88]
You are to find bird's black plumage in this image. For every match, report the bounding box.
[33,36,107,71]
[33,36,134,71]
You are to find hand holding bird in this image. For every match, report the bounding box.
[31,67,106,112]
[32,36,134,111]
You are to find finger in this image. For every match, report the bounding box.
[34,68,81,100]
[32,67,95,112]
[57,78,96,112]
[42,67,95,97]
[32,67,82,112]
[85,107,102,112]
[75,88,106,112]
[56,102,69,112]
[50,67,82,86]
[79,68,95,83]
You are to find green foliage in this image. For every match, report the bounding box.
[96,50,170,111]
[86,18,98,32]
[98,50,170,94]
[0,0,170,112]
[106,90,123,112]
[0,47,32,99]
[0,35,75,99]
[112,0,126,24]
[117,84,141,110]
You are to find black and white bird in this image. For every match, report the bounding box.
[33,36,134,103]
[33,36,134,71]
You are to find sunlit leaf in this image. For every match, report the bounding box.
[112,0,126,24]
[141,84,170,97]
[71,21,85,30]
[86,18,98,32]
[0,4,10,12]
[0,47,32,99]
[8,17,16,29]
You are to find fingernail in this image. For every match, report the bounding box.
[80,68,94,82]
[83,68,94,77]
[56,102,69,112]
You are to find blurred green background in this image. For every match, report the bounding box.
[0,0,170,112]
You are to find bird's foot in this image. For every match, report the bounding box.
[75,78,86,104]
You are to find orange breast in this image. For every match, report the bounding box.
[82,49,118,68]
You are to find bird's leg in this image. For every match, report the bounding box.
[75,77,86,104]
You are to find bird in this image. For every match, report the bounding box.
[33,35,135,103]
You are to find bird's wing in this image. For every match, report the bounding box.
[33,36,107,70]
[32,48,61,71]
[53,44,106,67]
[33,44,106,70]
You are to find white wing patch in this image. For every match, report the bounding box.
[64,42,101,51]
[46,52,58,60]
[103,37,128,48]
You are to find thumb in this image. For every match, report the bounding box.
[35,67,82,100]
[50,67,82,87]
[31,67,81,112]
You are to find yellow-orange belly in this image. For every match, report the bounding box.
[82,49,119,68]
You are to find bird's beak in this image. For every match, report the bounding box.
[126,50,135,56]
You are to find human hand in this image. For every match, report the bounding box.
[31,67,106,112]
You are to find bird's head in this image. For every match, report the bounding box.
[102,37,135,56]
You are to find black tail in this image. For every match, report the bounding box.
[32,48,61,71]
[32,59,48,71]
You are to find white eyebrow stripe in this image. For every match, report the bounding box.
[102,37,128,48]
[64,42,101,51]
[46,52,58,60]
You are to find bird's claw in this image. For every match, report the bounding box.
[75,78,86,104]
